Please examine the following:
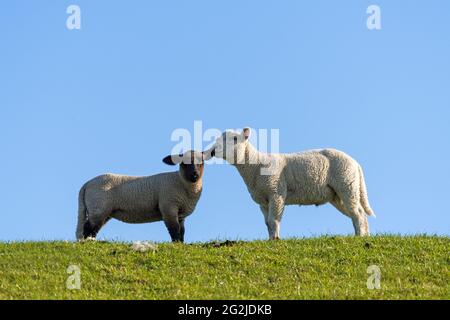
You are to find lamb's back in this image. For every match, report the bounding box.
[284,148,359,186]
[84,172,179,209]
[283,150,331,184]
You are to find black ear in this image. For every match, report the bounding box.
[162,154,182,165]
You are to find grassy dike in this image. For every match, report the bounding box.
[0,236,448,299]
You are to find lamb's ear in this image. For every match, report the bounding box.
[162,154,183,165]
[242,127,251,140]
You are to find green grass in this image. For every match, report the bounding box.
[0,236,448,299]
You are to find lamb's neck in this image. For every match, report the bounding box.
[189,180,203,195]
[234,144,269,189]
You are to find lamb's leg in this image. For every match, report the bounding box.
[76,213,87,240]
[351,214,369,236]
[334,198,368,236]
[83,214,110,239]
[357,207,370,235]
[179,218,185,243]
[267,196,285,240]
[83,220,101,239]
[162,209,182,242]
[259,205,269,230]
[331,180,370,236]
[330,198,350,217]
[76,185,88,240]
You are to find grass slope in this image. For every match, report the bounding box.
[0,236,448,299]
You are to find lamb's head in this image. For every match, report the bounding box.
[207,128,251,164]
[162,150,206,183]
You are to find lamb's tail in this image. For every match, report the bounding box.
[358,165,375,217]
[76,184,88,240]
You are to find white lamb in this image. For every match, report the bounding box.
[76,151,207,242]
[207,128,375,239]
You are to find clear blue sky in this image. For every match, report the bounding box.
[1,1,449,242]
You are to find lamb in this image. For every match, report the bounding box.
[76,150,208,242]
[206,128,375,239]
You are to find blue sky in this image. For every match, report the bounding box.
[1,1,449,242]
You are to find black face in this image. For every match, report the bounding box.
[180,152,204,183]
[181,162,203,183]
[162,151,204,183]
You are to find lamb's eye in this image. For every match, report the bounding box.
[233,136,238,143]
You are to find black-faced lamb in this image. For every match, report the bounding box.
[76,151,207,242]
